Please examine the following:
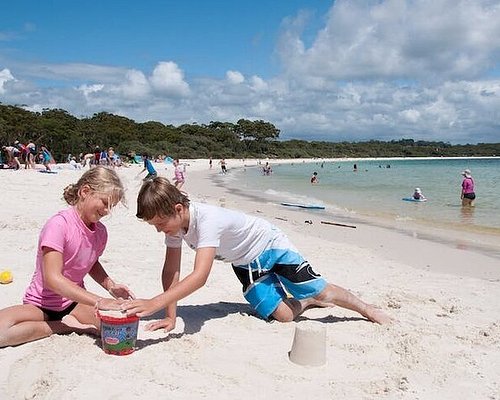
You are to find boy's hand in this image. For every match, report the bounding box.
[144,317,176,332]
[108,283,136,300]
[122,298,161,317]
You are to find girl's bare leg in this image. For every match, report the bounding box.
[0,304,99,347]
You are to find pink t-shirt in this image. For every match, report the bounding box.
[462,177,475,194]
[174,166,184,182]
[23,207,107,311]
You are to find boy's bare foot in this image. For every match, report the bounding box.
[364,305,393,325]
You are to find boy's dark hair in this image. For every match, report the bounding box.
[136,177,190,220]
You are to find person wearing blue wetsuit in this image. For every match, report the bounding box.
[139,154,157,181]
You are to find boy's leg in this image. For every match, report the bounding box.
[271,296,327,322]
[314,283,392,324]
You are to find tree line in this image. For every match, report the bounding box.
[1,103,499,162]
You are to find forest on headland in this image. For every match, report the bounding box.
[1,103,499,162]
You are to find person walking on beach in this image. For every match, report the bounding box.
[172,159,186,189]
[121,177,391,332]
[27,140,37,169]
[219,158,227,174]
[460,169,476,207]
[40,145,53,172]
[138,153,158,181]
[0,167,134,347]
[14,140,31,169]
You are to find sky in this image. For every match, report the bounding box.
[1,0,500,144]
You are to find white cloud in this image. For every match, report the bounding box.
[251,100,275,115]
[400,109,421,123]
[0,68,15,93]
[150,61,190,96]
[250,76,268,91]
[1,1,499,144]
[121,69,150,98]
[19,62,129,83]
[277,0,500,81]
[226,70,245,84]
[78,83,104,97]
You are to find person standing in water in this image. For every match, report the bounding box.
[460,169,476,207]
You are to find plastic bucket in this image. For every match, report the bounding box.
[98,310,139,356]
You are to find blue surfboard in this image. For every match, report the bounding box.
[402,197,427,202]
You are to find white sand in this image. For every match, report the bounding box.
[0,160,499,400]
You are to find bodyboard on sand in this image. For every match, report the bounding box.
[281,202,325,210]
[38,170,58,174]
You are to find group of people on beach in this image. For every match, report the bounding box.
[1,140,53,171]
[0,165,391,349]
[80,146,124,169]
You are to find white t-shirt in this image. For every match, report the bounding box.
[165,202,277,265]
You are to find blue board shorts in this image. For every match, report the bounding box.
[232,234,327,319]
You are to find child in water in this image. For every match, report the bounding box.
[0,167,134,347]
[412,187,426,200]
[122,177,391,332]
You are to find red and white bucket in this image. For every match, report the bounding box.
[97,310,139,356]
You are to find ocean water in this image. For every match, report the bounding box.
[226,157,500,237]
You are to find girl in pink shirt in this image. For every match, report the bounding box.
[173,158,185,189]
[0,167,134,347]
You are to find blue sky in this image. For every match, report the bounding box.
[1,0,500,144]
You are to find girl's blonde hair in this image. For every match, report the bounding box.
[63,166,125,206]
[136,177,190,220]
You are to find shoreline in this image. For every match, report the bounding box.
[228,158,500,255]
[205,160,500,281]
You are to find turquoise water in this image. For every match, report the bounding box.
[229,158,500,234]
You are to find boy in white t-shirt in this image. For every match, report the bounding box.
[123,177,391,332]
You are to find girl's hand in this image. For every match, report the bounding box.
[108,284,136,300]
[121,298,161,318]
[96,297,124,312]
[144,317,176,332]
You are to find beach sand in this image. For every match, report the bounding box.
[0,160,499,400]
